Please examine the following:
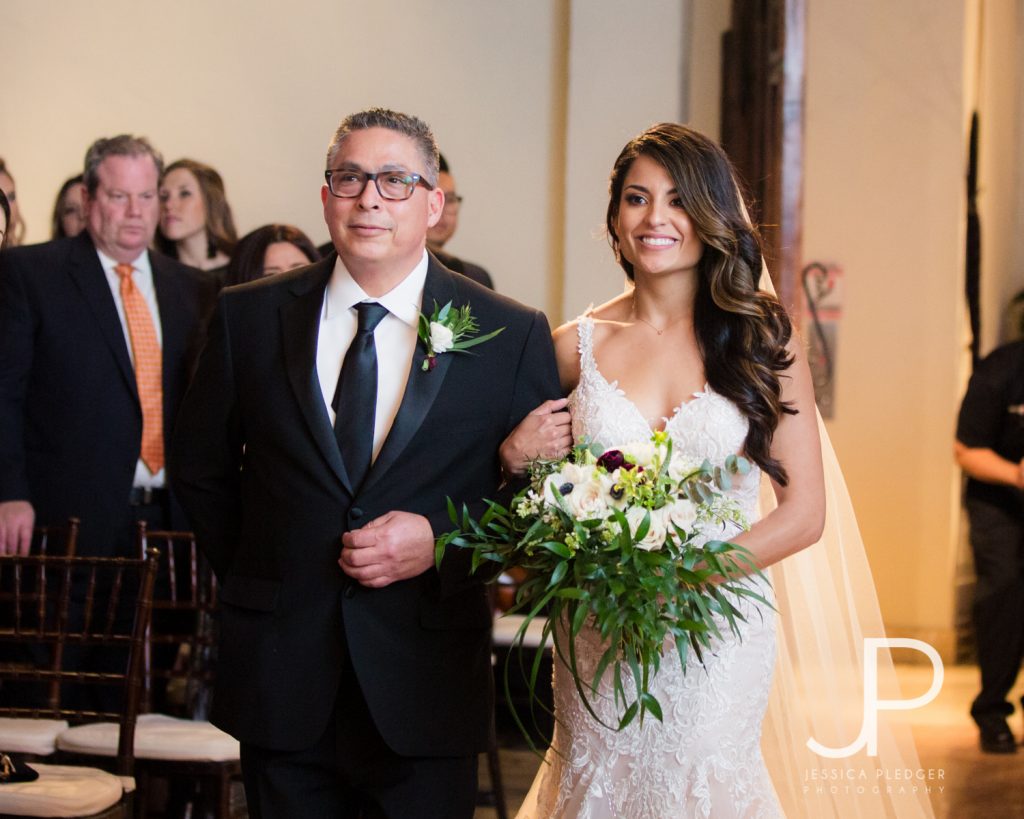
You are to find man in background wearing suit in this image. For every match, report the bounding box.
[0,134,212,558]
[427,152,495,290]
[171,108,559,818]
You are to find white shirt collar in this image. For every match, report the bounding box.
[95,246,152,278]
[323,251,429,328]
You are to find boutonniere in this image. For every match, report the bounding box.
[417,300,504,371]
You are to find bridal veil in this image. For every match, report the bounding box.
[757,268,936,818]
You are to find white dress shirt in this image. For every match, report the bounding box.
[316,252,428,463]
[97,247,165,489]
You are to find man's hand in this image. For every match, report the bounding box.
[0,501,35,556]
[339,511,435,589]
[499,398,572,477]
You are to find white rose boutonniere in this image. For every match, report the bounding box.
[429,322,455,354]
[417,300,504,371]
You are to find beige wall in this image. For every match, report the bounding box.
[803,0,972,652]
[974,0,1024,349]
[1,0,561,310]
[685,0,732,139]
[559,0,687,323]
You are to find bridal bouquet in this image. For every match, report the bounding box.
[436,430,771,740]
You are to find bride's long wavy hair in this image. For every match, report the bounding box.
[606,123,796,485]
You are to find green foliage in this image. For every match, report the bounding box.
[435,437,771,747]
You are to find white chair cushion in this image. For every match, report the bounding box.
[0,718,69,756]
[57,714,240,762]
[0,762,122,817]
[493,613,552,649]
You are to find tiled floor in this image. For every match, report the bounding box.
[476,664,1024,818]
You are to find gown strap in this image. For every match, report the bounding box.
[575,315,596,375]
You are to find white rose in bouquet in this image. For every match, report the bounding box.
[429,321,455,353]
[668,453,701,483]
[667,497,699,534]
[625,505,669,551]
[567,475,610,520]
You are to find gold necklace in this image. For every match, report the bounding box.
[631,298,686,336]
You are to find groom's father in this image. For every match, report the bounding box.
[170,109,560,818]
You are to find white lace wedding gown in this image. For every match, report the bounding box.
[516,317,782,819]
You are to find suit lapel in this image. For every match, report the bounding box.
[152,254,183,386]
[280,261,351,493]
[361,261,458,495]
[66,235,137,399]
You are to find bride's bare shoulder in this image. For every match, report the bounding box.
[550,294,633,391]
[551,319,582,391]
[585,293,633,344]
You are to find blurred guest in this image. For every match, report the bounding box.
[157,158,237,275]
[223,223,319,287]
[0,134,213,560]
[956,338,1024,753]
[426,152,493,289]
[51,174,88,238]
[0,158,25,247]
[0,188,10,251]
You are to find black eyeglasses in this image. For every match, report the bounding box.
[324,168,434,201]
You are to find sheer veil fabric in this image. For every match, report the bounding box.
[757,266,935,817]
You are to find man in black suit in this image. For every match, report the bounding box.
[170,109,560,818]
[0,135,211,559]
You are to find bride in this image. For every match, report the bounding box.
[499,123,932,818]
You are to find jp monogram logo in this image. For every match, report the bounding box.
[807,638,944,759]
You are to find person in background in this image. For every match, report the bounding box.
[955,338,1024,754]
[0,134,213,558]
[51,174,88,239]
[157,158,238,277]
[0,188,10,251]
[425,153,494,289]
[0,159,25,247]
[222,223,320,287]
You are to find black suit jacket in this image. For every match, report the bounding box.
[431,248,494,290]
[0,233,213,556]
[170,256,560,755]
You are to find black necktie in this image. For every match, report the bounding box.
[332,301,389,491]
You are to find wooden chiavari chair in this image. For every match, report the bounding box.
[0,548,159,818]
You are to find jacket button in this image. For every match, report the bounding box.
[344,585,356,599]
[350,507,363,520]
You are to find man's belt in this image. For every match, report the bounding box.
[128,487,169,506]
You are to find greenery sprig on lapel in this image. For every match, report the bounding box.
[417,300,504,371]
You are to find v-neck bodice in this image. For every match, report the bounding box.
[567,316,760,515]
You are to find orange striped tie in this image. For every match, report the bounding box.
[115,264,164,474]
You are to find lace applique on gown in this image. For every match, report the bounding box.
[515,317,781,819]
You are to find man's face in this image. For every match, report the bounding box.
[426,170,458,251]
[322,127,443,281]
[86,154,161,263]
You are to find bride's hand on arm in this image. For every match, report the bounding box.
[735,339,826,568]
[499,398,573,477]
[498,321,582,477]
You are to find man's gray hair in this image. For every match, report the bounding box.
[325,108,439,186]
[83,135,164,195]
